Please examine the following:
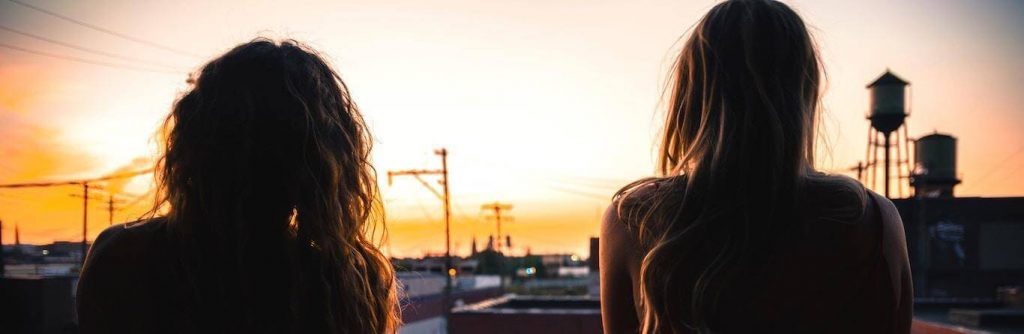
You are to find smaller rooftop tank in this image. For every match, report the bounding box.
[911,132,961,198]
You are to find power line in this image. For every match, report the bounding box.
[452,204,481,224]
[0,169,152,265]
[546,183,614,202]
[412,198,438,223]
[962,143,1024,193]
[387,148,454,329]
[0,42,184,74]
[0,24,186,71]
[116,188,157,216]
[0,168,153,189]
[7,0,203,59]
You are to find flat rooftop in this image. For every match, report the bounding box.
[453,294,599,315]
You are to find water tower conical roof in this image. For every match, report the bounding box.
[867,70,909,88]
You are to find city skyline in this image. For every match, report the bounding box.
[2,0,1024,257]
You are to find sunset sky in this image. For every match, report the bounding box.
[1,0,1022,257]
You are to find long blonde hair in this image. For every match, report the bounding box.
[155,39,399,333]
[616,1,865,332]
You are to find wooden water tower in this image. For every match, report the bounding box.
[864,70,912,198]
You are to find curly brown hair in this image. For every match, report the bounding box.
[155,38,399,333]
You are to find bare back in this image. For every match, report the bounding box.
[600,183,913,333]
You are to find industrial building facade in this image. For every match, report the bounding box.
[893,197,1024,299]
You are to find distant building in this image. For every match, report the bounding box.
[395,256,479,276]
[3,241,88,279]
[396,271,502,334]
[539,254,586,278]
[588,237,599,272]
[893,196,1024,300]
[398,271,447,299]
[855,70,1024,303]
[471,236,478,256]
[41,241,86,264]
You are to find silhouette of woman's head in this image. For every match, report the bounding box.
[661,0,820,178]
[617,1,863,332]
[156,39,398,333]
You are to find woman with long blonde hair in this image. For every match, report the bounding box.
[77,39,399,333]
[601,1,913,333]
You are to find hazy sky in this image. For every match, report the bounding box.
[1,0,1023,257]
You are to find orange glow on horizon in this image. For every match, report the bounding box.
[1,0,1023,255]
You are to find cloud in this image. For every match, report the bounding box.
[0,111,97,182]
[102,156,153,195]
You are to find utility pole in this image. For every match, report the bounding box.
[1,218,5,278]
[387,148,453,329]
[481,202,513,254]
[108,196,115,225]
[0,169,153,266]
[71,185,106,264]
[439,149,451,288]
[73,191,126,226]
[104,194,127,226]
[481,202,512,292]
[81,182,89,264]
[853,162,864,183]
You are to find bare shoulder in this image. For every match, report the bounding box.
[77,219,167,332]
[603,177,676,260]
[864,190,914,327]
[601,201,635,252]
[601,182,653,333]
[83,219,164,267]
[598,201,630,257]
[86,224,135,262]
[614,176,682,220]
[864,190,909,251]
[801,173,873,224]
[79,221,164,302]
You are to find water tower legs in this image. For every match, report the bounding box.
[884,132,891,198]
[864,125,912,199]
